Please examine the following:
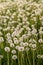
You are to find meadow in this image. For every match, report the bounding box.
[0,0,43,65]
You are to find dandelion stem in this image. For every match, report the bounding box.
[27,51,31,65]
[11,55,13,65]
[33,51,35,65]
[0,59,1,65]
[21,53,22,65]
[18,51,20,65]
[22,54,25,65]
[7,53,9,65]
[26,58,28,65]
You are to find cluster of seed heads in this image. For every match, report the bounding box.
[0,0,43,65]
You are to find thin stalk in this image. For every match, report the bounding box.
[11,60,13,65]
[0,59,1,65]
[18,51,20,65]
[11,54,13,65]
[22,54,25,65]
[26,58,28,65]
[26,51,31,65]
[21,53,22,65]
[7,53,9,65]
[33,51,35,65]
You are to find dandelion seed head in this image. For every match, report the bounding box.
[4,47,10,52]
[10,43,14,48]
[12,55,17,60]
[0,37,4,43]
[11,50,16,54]
[18,46,24,52]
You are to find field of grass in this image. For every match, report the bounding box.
[0,0,43,65]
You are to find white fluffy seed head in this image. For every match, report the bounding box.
[11,50,16,54]
[15,46,20,50]
[10,43,14,48]
[20,42,28,47]
[31,29,37,35]
[31,44,36,50]
[18,46,24,52]
[29,43,36,50]
[20,42,24,47]
[37,55,43,59]
[25,47,29,51]
[0,37,4,43]
[13,38,19,45]
[38,39,43,43]
[12,55,17,60]
[24,42,28,47]
[32,44,36,48]
[4,47,10,52]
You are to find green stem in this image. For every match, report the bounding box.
[7,53,9,65]
[0,59,1,65]
[27,51,31,65]
[11,60,13,65]
[18,51,20,65]
[26,58,28,65]
[22,54,25,65]
[21,53,22,65]
[11,55,13,65]
[33,51,35,65]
